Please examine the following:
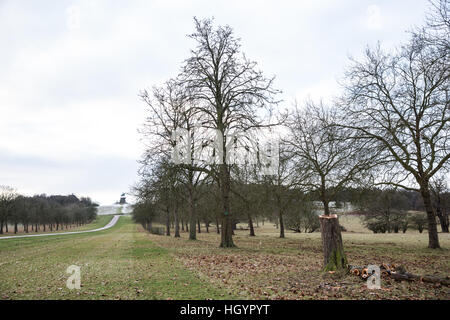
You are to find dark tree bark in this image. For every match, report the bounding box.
[220,164,235,247]
[278,210,285,238]
[437,208,449,233]
[432,179,450,233]
[197,220,201,233]
[420,185,440,248]
[319,214,347,271]
[189,190,196,240]
[165,208,170,236]
[248,212,255,237]
[322,199,330,216]
[174,208,180,238]
[215,217,220,234]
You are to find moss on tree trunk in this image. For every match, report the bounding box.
[319,214,347,271]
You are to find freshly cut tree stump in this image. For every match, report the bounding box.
[319,214,347,271]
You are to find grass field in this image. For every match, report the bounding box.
[0,216,231,300]
[0,214,449,300]
[0,214,114,237]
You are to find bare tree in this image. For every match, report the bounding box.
[139,80,207,240]
[178,18,280,247]
[230,163,258,237]
[261,144,299,238]
[420,0,449,51]
[339,3,449,248]
[0,186,17,234]
[285,102,374,270]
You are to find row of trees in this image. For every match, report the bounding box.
[135,0,449,270]
[132,163,449,236]
[0,186,98,234]
[359,183,450,234]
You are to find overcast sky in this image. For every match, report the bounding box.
[0,0,430,205]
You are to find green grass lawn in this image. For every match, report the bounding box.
[151,216,450,300]
[0,216,232,300]
[1,214,448,300]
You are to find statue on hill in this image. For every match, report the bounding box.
[119,193,127,204]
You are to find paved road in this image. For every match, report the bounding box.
[0,215,121,240]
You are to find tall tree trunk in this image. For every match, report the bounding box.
[205,221,209,233]
[14,222,18,234]
[247,212,255,237]
[216,217,220,234]
[188,188,196,240]
[319,214,347,271]
[174,208,180,238]
[197,219,201,233]
[0,220,3,234]
[278,210,285,238]
[165,208,170,236]
[420,184,440,248]
[5,218,8,233]
[320,178,331,216]
[323,200,330,215]
[220,164,235,247]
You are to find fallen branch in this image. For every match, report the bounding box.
[348,264,450,286]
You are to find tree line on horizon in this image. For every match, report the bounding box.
[0,186,98,235]
[132,175,450,236]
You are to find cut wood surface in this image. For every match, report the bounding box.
[348,263,450,286]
